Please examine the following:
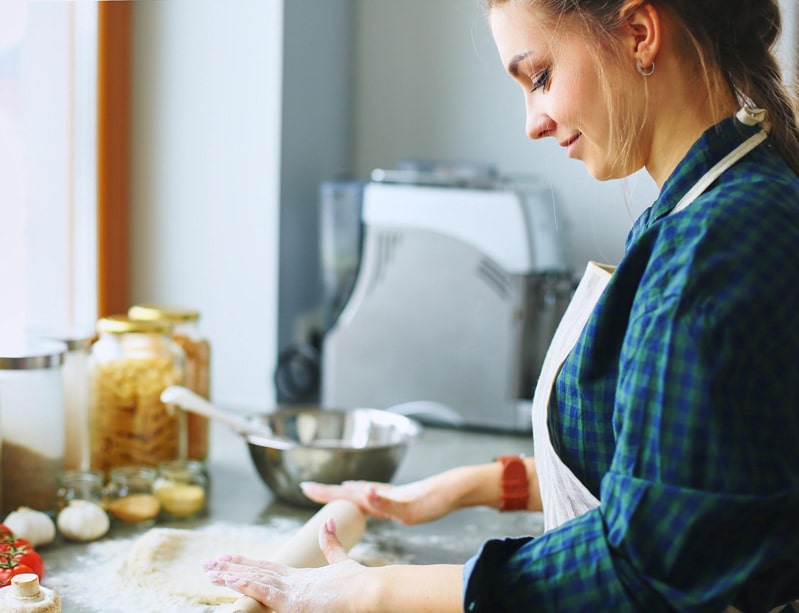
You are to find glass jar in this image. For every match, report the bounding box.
[104,465,160,525]
[88,315,185,476]
[0,338,67,513]
[128,304,211,462]
[153,459,208,520]
[55,469,105,512]
[31,328,94,471]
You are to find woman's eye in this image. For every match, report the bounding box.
[530,68,550,92]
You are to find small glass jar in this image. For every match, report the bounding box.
[153,459,208,520]
[88,315,185,476]
[0,338,67,513]
[55,469,105,512]
[104,466,160,525]
[129,304,211,463]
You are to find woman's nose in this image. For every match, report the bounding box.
[525,106,556,140]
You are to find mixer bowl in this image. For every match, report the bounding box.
[245,407,422,507]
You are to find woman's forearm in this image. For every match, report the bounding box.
[445,457,542,513]
[362,564,464,613]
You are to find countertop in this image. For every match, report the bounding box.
[40,417,544,611]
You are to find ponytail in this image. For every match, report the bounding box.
[667,0,799,176]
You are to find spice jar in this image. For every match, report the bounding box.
[88,315,185,475]
[55,469,105,512]
[104,466,161,525]
[0,573,61,613]
[153,459,207,520]
[0,338,67,514]
[128,304,211,463]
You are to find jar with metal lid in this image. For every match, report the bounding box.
[88,315,185,476]
[153,459,207,520]
[128,304,211,462]
[0,338,67,513]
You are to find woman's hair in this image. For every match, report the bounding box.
[487,0,799,177]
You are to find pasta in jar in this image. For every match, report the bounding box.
[128,304,211,462]
[88,315,185,476]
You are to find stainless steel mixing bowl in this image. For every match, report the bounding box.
[245,407,422,507]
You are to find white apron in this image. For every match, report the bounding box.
[532,108,770,532]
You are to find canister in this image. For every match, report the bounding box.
[0,338,67,513]
[88,315,185,476]
[31,328,94,471]
[128,304,211,462]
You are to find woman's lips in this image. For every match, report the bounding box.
[561,133,581,157]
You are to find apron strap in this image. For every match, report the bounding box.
[671,107,769,215]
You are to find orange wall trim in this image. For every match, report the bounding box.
[96,1,132,318]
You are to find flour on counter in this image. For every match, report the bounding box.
[46,520,408,613]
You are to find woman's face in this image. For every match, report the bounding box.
[490,2,639,180]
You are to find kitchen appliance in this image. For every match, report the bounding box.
[320,168,574,432]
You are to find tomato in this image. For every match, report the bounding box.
[0,524,14,539]
[0,561,35,587]
[0,535,44,583]
[16,547,44,581]
[0,562,34,586]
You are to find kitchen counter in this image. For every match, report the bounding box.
[41,417,544,611]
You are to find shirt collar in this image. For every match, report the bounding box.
[645,115,763,226]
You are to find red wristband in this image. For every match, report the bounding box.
[497,455,529,511]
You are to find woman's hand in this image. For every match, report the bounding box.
[300,479,444,524]
[205,517,369,613]
[204,518,464,613]
[300,462,515,524]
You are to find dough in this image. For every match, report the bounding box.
[47,518,401,612]
[119,525,287,605]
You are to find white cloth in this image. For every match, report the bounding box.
[531,261,612,531]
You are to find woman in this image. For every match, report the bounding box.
[205,0,799,610]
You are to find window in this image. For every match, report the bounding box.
[1,1,131,347]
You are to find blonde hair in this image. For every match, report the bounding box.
[487,0,799,177]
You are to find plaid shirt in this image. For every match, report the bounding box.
[464,116,799,611]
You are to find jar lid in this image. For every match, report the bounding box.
[129,304,200,323]
[97,314,174,335]
[0,338,67,370]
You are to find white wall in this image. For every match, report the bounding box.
[277,0,354,352]
[130,0,283,411]
[777,0,797,86]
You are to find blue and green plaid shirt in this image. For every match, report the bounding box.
[464,116,799,611]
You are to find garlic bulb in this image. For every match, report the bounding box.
[56,500,110,542]
[2,507,56,547]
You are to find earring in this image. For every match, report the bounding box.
[636,59,655,77]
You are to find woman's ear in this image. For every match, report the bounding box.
[620,1,662,69]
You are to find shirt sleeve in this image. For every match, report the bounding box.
[462,481,799,611]
[463,290,799,611]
